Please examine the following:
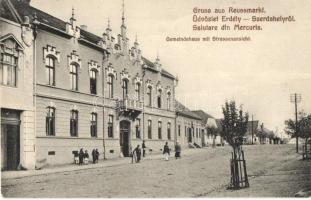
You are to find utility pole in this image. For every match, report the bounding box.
[251,115,254,145]
[290,93,302,153]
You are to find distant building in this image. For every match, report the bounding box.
[175,101,205,148]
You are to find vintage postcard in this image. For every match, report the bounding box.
[0,0,310,198]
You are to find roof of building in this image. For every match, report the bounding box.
[192,110,214,124]
[175,100,202,120]
[141,57,175,79]
[3,0,175,79]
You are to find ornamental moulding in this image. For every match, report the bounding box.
[120,68,130,81]
[133,73,142,85]
[43,45,60,63]
[68,50,82,68]
[88,60,101,75]
[105,63,117,80]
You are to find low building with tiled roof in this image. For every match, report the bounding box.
[175,100,205,148]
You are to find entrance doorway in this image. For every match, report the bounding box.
[120,120,131,157]
[1,109,21,170]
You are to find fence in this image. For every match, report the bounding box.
[228,149,249,189]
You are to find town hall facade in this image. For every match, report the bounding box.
[1,0,208,169]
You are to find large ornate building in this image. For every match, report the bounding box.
[0,0,206,169]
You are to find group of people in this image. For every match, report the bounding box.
[74,148,99,165]
[132,141,182,163]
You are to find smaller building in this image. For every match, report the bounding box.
[175,101,205,149]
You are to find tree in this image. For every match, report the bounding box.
[285,113,311,155]
[221,101,249,152]
[221,100,249,189]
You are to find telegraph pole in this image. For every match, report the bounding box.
[290,93,302,153]
[251,115,254,145]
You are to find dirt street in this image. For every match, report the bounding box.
[1,145,310,197]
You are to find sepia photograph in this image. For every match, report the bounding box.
[0,0,310,198]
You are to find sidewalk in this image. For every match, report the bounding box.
[1,148,204,180]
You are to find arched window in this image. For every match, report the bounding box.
[135,83,141,101]
[122,79,128,99]
[167,92,171,110]
[157,90,162,108]
[90,69,97,95]
[45,56,55,86]
[107,75,114,98]
[147,86,152,107]
[70,63,78,91]
[46,107,55,136]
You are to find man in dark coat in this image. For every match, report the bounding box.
[163,142,170,161]
[133,145,142,163]
[142,140,147,157]
[95,149,100,163]
[78,148,84,165]
[92,149,96,164]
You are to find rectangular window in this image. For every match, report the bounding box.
[70,64,78,91]
[90,113,97,137]
[70,110,78,137]
[0,53,17,87]
[108,115,114,138]
[107,75,113,98]
[45,57,55,86]
[135,118,141,139]
[148,120,152,139]
[46,107,55,136]
[178,125,181,137]
[167,122,171,140]
[90,70,97,95]
[158,121,162,139]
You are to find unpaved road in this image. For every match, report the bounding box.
[1,145,310,197]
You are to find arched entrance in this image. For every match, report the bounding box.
[120,120,131,157]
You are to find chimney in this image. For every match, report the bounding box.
[80,25,87,31]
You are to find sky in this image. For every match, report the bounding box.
[31,0,311,134]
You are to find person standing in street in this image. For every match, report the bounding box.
[78,148,84,165]
[95,149,100,163]
[92,149,96,164]
[163,142,170,161]
[175,142,181,159]
[84,150,89,164]
[142,140,147,157]
[133,145,142,163]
